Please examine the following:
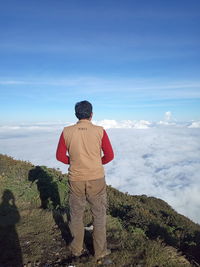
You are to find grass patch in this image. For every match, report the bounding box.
[0,154,199,266]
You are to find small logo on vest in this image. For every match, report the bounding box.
[78,127,87,130]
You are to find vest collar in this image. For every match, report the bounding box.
[77,119,92,124]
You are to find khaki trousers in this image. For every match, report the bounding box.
[68,177,107,259]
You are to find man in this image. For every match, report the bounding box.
[56,100,114,261]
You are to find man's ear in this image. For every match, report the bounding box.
[89,113,93,120]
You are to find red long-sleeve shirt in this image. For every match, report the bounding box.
[56,129,114,165]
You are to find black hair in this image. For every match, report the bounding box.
[75,100,93,120]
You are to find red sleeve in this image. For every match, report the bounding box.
[101,130,114,164]
[56,132,70,164]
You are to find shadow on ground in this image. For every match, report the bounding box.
[0,189,23,267]
[28,166,72,245]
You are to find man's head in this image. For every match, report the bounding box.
[75,100,93,120]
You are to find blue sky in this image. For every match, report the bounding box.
[0,0,200,123]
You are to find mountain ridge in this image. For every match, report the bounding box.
[0,153,200,267]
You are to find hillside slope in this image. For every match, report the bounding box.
[0,154,200,267]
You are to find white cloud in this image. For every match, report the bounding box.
[0,121,200,224]
[1,77,200,100]
[105,127,200,224]
[94,119,151,129]
[158,111,177,126]
[188,121,200,128]
[164,111,172,121]
[0,122,72,133]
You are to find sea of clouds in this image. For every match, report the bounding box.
[0,117,200,224]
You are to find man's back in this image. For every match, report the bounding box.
[63,120,104,181]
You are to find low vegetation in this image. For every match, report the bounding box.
[0,154,200,267]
